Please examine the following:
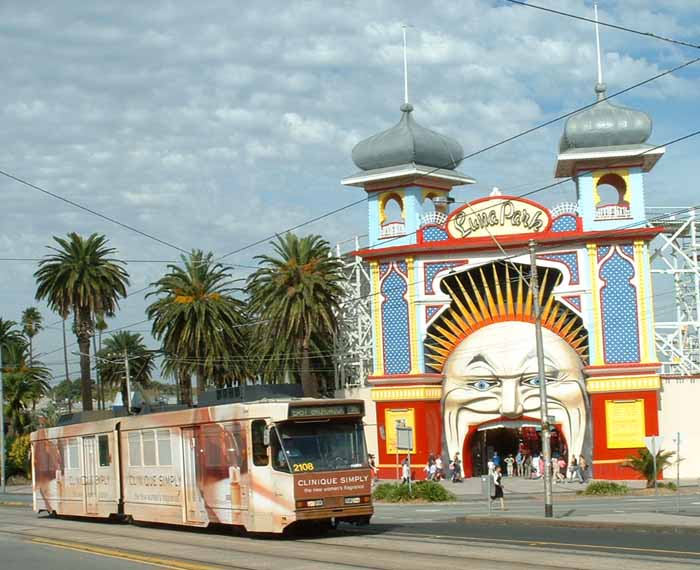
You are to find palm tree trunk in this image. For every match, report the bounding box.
[180,370,192,407]
[62,319,70,383]
[196,367,206,401]
[92,335,102,410]
[300,330,317,397]
[28,336,33,367]
[76,310,93,412]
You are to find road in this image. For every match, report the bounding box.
[1,503,699,569]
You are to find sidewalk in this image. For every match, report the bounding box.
[457,511,700,534]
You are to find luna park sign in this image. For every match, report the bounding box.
[446,197,552,239]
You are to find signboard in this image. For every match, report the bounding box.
[294,469,372,500]
[644,436,664,455]
[384,408,415,454]
[605,400,646,449]
[446,196,552,239]
[396,427,414,452]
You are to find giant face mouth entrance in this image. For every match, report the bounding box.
[463,419,568,477]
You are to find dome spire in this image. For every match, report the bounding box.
[402,24,409,106]
[594,3,605,100]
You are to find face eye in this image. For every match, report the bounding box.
[467,379,499,392]
[521,376,556,388]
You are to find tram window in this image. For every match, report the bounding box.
[98,435,110,467]
[128,432,142,466]
[142,430,157,466]
[252,420,269,466]
[67,439,80,469]
[157,430,172,466]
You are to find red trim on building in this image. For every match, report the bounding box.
[354,227,662,260]
[589,390,660,481]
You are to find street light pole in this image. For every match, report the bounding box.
[529,239,554,518]
[0,347,5,494]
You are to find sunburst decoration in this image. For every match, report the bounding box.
[425,262,588,372]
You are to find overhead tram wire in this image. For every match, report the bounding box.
[503,0,700,51]
[218,53,699,263]
[2,55,694,271]
[0,169,189,255]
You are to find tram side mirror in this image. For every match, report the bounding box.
[263,427,271,447]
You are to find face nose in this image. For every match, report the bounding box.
[499,378,524,418]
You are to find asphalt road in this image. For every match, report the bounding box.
[0,503,699,569]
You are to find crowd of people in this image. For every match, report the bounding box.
[488,450,588,483]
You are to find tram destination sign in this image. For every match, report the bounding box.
[289,403,363,418]
[446,196,552,239]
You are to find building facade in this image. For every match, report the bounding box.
[341,74,672,480]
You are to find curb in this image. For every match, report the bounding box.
[0,500,31,508]
[456,515,700,535]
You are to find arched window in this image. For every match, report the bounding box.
[379,193,405,238]
[595,173,631,220]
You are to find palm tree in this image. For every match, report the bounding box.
[34,233,130,412]
[97,331,154,409]
[0,319,24,366]
[3,371,34,437]
[94,314,108,409]
[624,448,676,488]
[246,234,343,397]
[21,308,43,365]
[146,250,246,406]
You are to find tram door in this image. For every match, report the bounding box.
[82,436,98,514]
[182,427,206,524]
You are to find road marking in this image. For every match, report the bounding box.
[415,509,442,512]
[30,537,227,570]
[692,502,700,505]
[613,510,625,513]
[383,530,700,558]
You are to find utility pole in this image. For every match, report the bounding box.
[529,239,553,518]
[0,347,6,494]
[123,349,132,413]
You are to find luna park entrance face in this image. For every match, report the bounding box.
[468,424,567,477]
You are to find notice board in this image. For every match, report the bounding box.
[605,399,646,449]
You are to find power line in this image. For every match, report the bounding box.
[0,168,189,254]
[503,0,700,51]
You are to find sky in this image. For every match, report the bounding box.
[1,0,698,384]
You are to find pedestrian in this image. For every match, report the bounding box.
[568,455,580,482]
[451,453,462,482]
[523,454,532,479]
[538,454,545,479]
[531,453,540,478]
[487,458,495,473]
[492,451,501,469]
[505,454,515,477]
[515,451,523,477]
[368,453,378,484]
[551,456,559,481]
[401,457,411,484]
[490,466,506,511]
[556,456,567,483]
[578,454,588,483]
[435,456,444,481]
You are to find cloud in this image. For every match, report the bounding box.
[0,0,697,381]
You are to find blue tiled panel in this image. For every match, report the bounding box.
[539,252,580,285]
[599,250,640,363]
[423,226,449,242]
[381,264,411,374]
[424,262,457,294]
[426,306,441,321]
[551,214,578,233]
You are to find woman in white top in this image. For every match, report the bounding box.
[491,466,506,510]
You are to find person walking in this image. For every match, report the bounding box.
[523,454,532,479]
[569,455,581,482]
[435,456,444,481]
[492,452,501,470]
[578,454,588,483]
[450,453,463,482]
[490,466,506,511]
[505,454,515,477]
[515,451,523,477]
[368,454,379,485]
[556,456,567,483]
[401,458,411,484]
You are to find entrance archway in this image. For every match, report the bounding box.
[462,418,568,477]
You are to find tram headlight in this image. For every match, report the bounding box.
[344,497,361,504]
[296,499,325,508]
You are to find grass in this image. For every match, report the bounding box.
[373,481,456,503]
[582,481,630,496]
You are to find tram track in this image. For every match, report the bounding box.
[0,508,697,569]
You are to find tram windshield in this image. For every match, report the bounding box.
[271,420,367,473]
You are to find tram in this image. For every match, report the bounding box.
[30,392,373,533]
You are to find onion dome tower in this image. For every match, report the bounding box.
[342,31,474,248]
[554,5,664,231]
